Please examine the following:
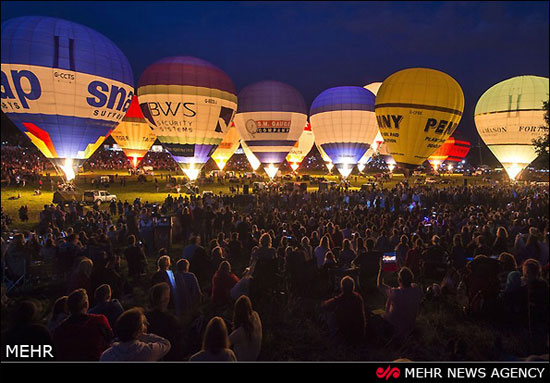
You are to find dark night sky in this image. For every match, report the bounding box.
[1,1,549,145]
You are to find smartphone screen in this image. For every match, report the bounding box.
[383,252,398,272]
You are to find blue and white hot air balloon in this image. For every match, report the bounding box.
[233,81,308,179]
[1,16,134,180]
[310,86,378,178]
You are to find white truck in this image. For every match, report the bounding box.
[83,190,117,204]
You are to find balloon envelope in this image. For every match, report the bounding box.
[1,16,134,179]
[428,136,455,170]
[375,68,464,169]
[211,122,240,170]
[137,56,237,180]
[310,86,378,177]
[446,137,471,163]
[233,80,307,178]
[474,75,549,179]
[110,95,156,168]
[286,123,315,171]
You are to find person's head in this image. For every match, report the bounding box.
[475,235,485,246]
[212,246,224,260]
[127,234,136,246]
[218,260,231,274]
[343,239,351,251]
[77,258,94,278]
[522,259,542,282]
[340,276,355,295]
[157,255,171,271]
[233,295,254,339]
[498,252,517,273]
[320,235,330,249]
[149,282,171,311]
[51,296,68,319]
[400,235,408,245]
[94,284,112,304]
[176,259,190,273]
[453,234,463,247]
[366,238,375,251]
[431,235,440,246]
[324,251,336,264]
[415,237,424,249]
[12,233,25,247]
[67,288,89,315]
[115,307,147,342]
[496,227,508,239]
[398,267,414,288]
[202,316,230,352]
[10,300,40,327]
[260,233,272,248]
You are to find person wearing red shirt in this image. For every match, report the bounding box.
[211,261,240,306]
[53,288,113,361]
[321,276,366,345]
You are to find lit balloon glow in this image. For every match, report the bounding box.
[428,137,455,172]
[138,56,237,180]
[241,140,261,171]
[375,68,464,171]
[316,143,334,172]
[286,123,315,173]
[1,16,134,181]
[110,95,156,168]
[211,122,240,170]
[234,81,307,178]
[446,137,471,163]
[474,75,549,180]
[310,87,378,178]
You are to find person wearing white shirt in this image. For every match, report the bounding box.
[100,307,171,361]
[229,295,262,361]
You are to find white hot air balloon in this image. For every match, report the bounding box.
[475,75,549,180]
[286,122,315,172]
[211,122,240,170]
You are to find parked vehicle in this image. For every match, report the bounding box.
[83,190,117,204]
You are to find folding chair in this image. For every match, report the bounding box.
[2,257,27,293]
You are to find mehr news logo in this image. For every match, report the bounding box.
[4,344,54,359]
[376,365,546,380]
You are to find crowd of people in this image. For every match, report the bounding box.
[1,177,549,361]
[0,146,50,186]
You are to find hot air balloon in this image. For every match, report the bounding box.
[375,68,464,174]
[1,16,134,181]
[446,137,471,163]
[110,95,156,169]
[310,87,378,178]
[427,136,455,172]
[357,82,384,172]
[379,141,397,172]
[137,56,237,181]
[474,75,549,180]
[234,81,307,179]
[364,82,382,97]
[211,122,240,170]
[286,122,315,172]
[241,140,261,171]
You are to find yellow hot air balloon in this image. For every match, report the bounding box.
[110,95,156,168]
[241,139,261,171]
[375,68,464,171]
[475,75,549,180]
[211,122,240,170]
[286,123,315,172]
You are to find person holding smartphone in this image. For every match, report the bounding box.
[377,258,422,339]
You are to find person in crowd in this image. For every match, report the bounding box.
[353,238,382,293]
[174,259,202,317]
[321,276,366,345]
[315,235,331,269]
[67,258,94,297]
[229,295,262,361]
[53,288,113,361]
[339,239,356,268]
[145,283,184,361]
[189,316,237,361]
[47,296,69,333]
[124,234,147,278]
[377,259,422,338]
[100,307,171,361]
[211,261,240,306]
[88,284,124,328]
